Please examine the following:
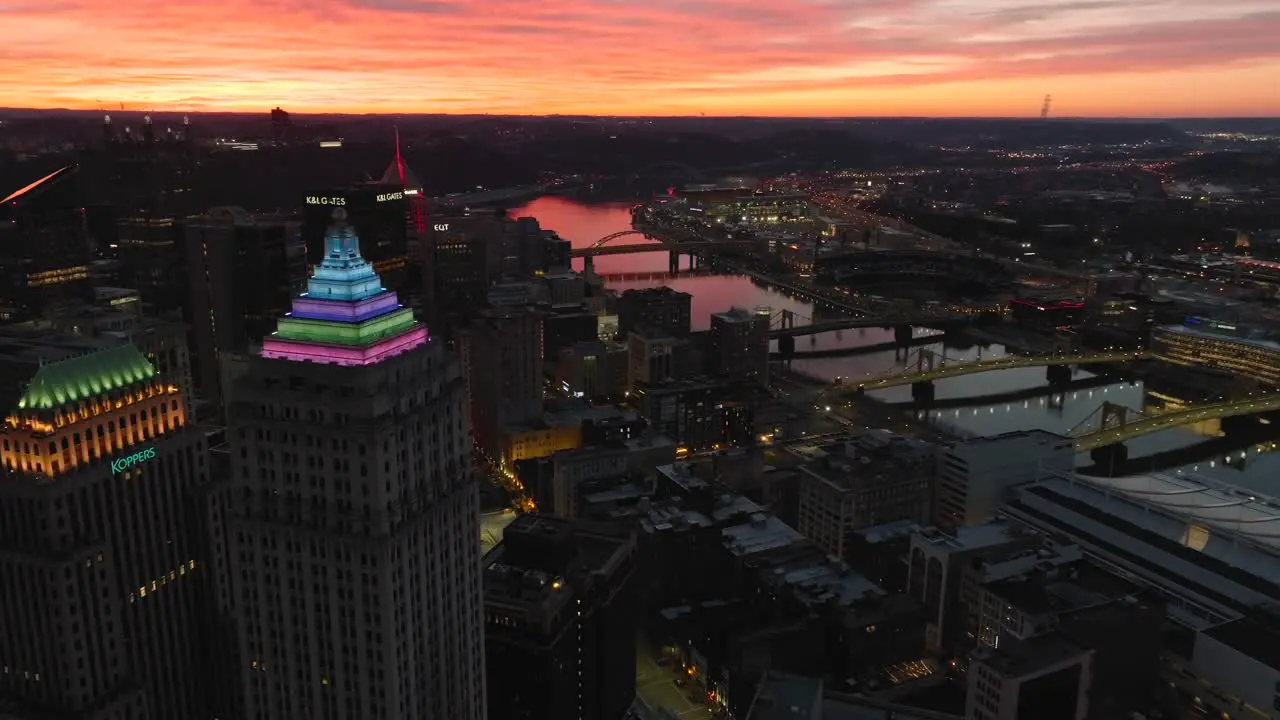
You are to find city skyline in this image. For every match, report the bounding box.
[1,0,1277,117]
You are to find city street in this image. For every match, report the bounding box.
[634,641,713,720]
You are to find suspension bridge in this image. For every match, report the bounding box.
[836,348,1151,392]
[1067,394,1280,452]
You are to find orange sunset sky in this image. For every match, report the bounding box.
[1,0,1278,117]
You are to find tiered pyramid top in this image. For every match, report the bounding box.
[261,209,427,367]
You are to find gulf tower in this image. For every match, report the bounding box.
[222,209,484,719]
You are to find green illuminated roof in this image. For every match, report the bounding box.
[17,344,158,412]
[273,308,420,346]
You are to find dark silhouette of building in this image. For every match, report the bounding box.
[269,107,291,145]
[543,306,599,362]
[633,377,757,452]
[617,286,691,338]
[484,515,638,720]
[0,336,209,719]
[0,164,96,322]
[709,306,771,385]
[184,206,307,412]
[467,307,544,462]
[97,114,198,312]
[421,212,499,334]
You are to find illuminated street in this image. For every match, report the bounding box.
[479,509,518,555]
[634,640,714,720]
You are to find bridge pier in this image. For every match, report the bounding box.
[1046,364,1072,386]
[778,335,796,357]
[1090,443,1129,470]
[669,251,679,273]
[911,380,935,404]
[1221,414,1257,435]
[894,325,913,345]
[583,256,595,275]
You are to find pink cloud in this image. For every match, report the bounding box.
[0,0,1276,115]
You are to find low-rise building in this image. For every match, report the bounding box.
[796,436,931,558]
[965,635,1093,720]
[908,522,1044,654]
[935,430,1074,531]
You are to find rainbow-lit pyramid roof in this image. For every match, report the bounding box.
[261,209,427,366]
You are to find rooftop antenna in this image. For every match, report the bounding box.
[392,125,407,187]
[1040,94,1052,118]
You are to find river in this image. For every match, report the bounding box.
[508,196,1280,495]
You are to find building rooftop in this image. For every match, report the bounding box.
[853,519,922,545]
[1007,474,1280,620]
[1201,610,1280,671]
[914,521,1028,554]
[943,429,1073,454]
[1157,323,1280,353]
[972,632,1091,679]
[723,513,806,557]
[983,555,1142,616]
[747,672,823,720]
[763,555,883,609]
[657,461,709,491]
[639,502,713,534]
[0,338,157,413]
[795,437,930,492]
[482,514,632,619]
[1066,471,1280,552]
[712,306,772,324]
[746,671,964,720]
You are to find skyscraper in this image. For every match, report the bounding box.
[484,515,638,720]
[708,306,771,385]
[467,307,543,463]
[223,209,484,720]
[184,206,308,410]
[0,164,96,322]
[0,334,209,719]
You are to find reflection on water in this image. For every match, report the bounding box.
[508,195,1280,494]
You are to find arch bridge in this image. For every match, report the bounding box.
[590,229,653,249]
[571,239,754,258]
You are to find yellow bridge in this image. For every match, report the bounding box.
[849,350,1151,391]
[1071,393,1280,451]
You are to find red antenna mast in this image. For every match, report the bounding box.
[393,126,408,187]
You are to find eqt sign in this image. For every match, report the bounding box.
[111,447,157,475]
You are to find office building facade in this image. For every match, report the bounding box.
[708,306,771,384]
[420,213,498,335]
[185,207,308,409]
[0,337,208,719]
[223,210,484,720]
[616,287,691,338]
[934,431,1074,531]
[468,307,544,463]
[484,515,638,720]
[0,165,96,323]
